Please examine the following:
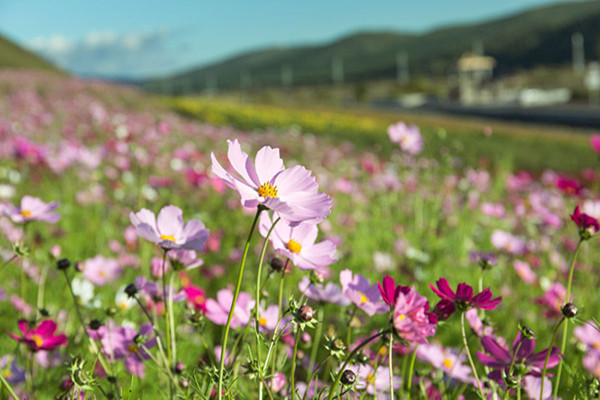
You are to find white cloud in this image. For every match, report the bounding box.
[26,29,176,79]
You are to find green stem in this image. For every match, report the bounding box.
[160,249,174,400]
[308,306,325,377]
[303,354,332,400]
[553,239,583,399]
[271,266,287,375]
[255,217,280,399]
[290,328,301,400]
[540,318,564,400]
[388,334,395,400]
[217,207,263,399]
[346,306,358,346]
[405,345,418,400]
[0,372,19,400]
[461,312,485,399]
[327,329,390,400]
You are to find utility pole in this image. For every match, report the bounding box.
[572,32,585,75]
[396,51,409,83]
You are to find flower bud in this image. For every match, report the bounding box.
[175,361,185,374]
[89,319,102,330]
[39,308,49,317]
[520,325,535,339]
[298,305,314,322]
[340,369,356,386]
[57,258,71,271]
[332,338,346,352]
[269,257,285,272]
[561,303,578,319]
[124,283,138,298]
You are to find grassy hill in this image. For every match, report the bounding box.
[143,0,600,92]
[0,33,62,72]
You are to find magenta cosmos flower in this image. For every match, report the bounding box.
[394,288,437,344]
[340,269,387,316]
[476,332,561,384]
[211,139,332,226]
[378,275,410,308]
[3,195,60,224]
[388,122,423,155]
[591,134,600,155]
[571,205,600,237]
[259,213,337,271]
[9,319,67,351]
[129,205,209,251]
[430,278,501,319]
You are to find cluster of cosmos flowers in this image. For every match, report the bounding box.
[1,72,600,399]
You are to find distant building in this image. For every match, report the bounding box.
[456,53,496,105]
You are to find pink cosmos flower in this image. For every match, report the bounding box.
[574,322,600,358]
[513,260,537,284]
[536,282,567,319]
[355,365,401,398]
[388,122,423,155]
[591,134,600,155]
[339,269,387,316]
[476,332,561,384]
[556,176,583,197]
[211,139,332,226]
[465,309,493,337]
[481,202,505,218]
[205,289,255,329]
[9,319,67,351]
[129,205,209,252]
[417,343,471,382]
[571,205,600,236]
[377,275,410,308]
[394,288,437,344]
[82,255,122,286]
[298,276,350,306]
[2,195,60,224]
[523,376,552,400]
[182,285,207,312]
[490,230,527,255]
[259,213,337,271]
[430,278,501,319]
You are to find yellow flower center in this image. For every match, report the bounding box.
[379,346,388,356]
[119,301,129,310]
[286,239,302,253]
[397,314,406,321]
[367,372,376,385]
[30,334,43,348]
[257,182,278,198]
[3,368,12,379]
[358,292,369,304]
[160,235,176,242]
[128,344,139,353]
[443,358,453,369]
[21,210,32,218]
[258,318,268,327]
[594,342,600,350]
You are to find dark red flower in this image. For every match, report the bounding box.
[430,278,501,319]
[377,275,410,308]
[570,205,599,238]
[8,319,67,351]
[556,177,583,197]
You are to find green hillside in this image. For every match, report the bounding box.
[143,0,600,92]
[0,33,62,72]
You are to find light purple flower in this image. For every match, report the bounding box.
[574,322,600,353]
[0,355,25,385]
[205,289,255,329]
[2,195,60,224]
[211,139,332,226]
[298,276,350,306]
[340,269,387,316]
[355,365,401,398]
[417,343,471,382]
[491,230,527,255]
[388,122,423,155]
[259,213,337,271]
[129,205,209,251]
[523,376,552,400]
[82,255,122,286]
[513,260,537,284]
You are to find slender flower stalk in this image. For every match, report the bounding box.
[0,372,20,400]
[218,207,263,399]
[290,327,301,399]
[405,346,418,400]
[540,318,565,400]
[327,329,390,400]
[461,312,485,399]
[255,216,280,399]
[160,250,174,400]
[553,239,583,399]
[388,334,395,400]
[308,306,325,377]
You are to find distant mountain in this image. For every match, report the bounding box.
[143,0,600,93]
[0,33,62,72]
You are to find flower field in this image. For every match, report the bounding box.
[0,70,599,399]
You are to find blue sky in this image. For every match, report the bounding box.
[0,0,571,78]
